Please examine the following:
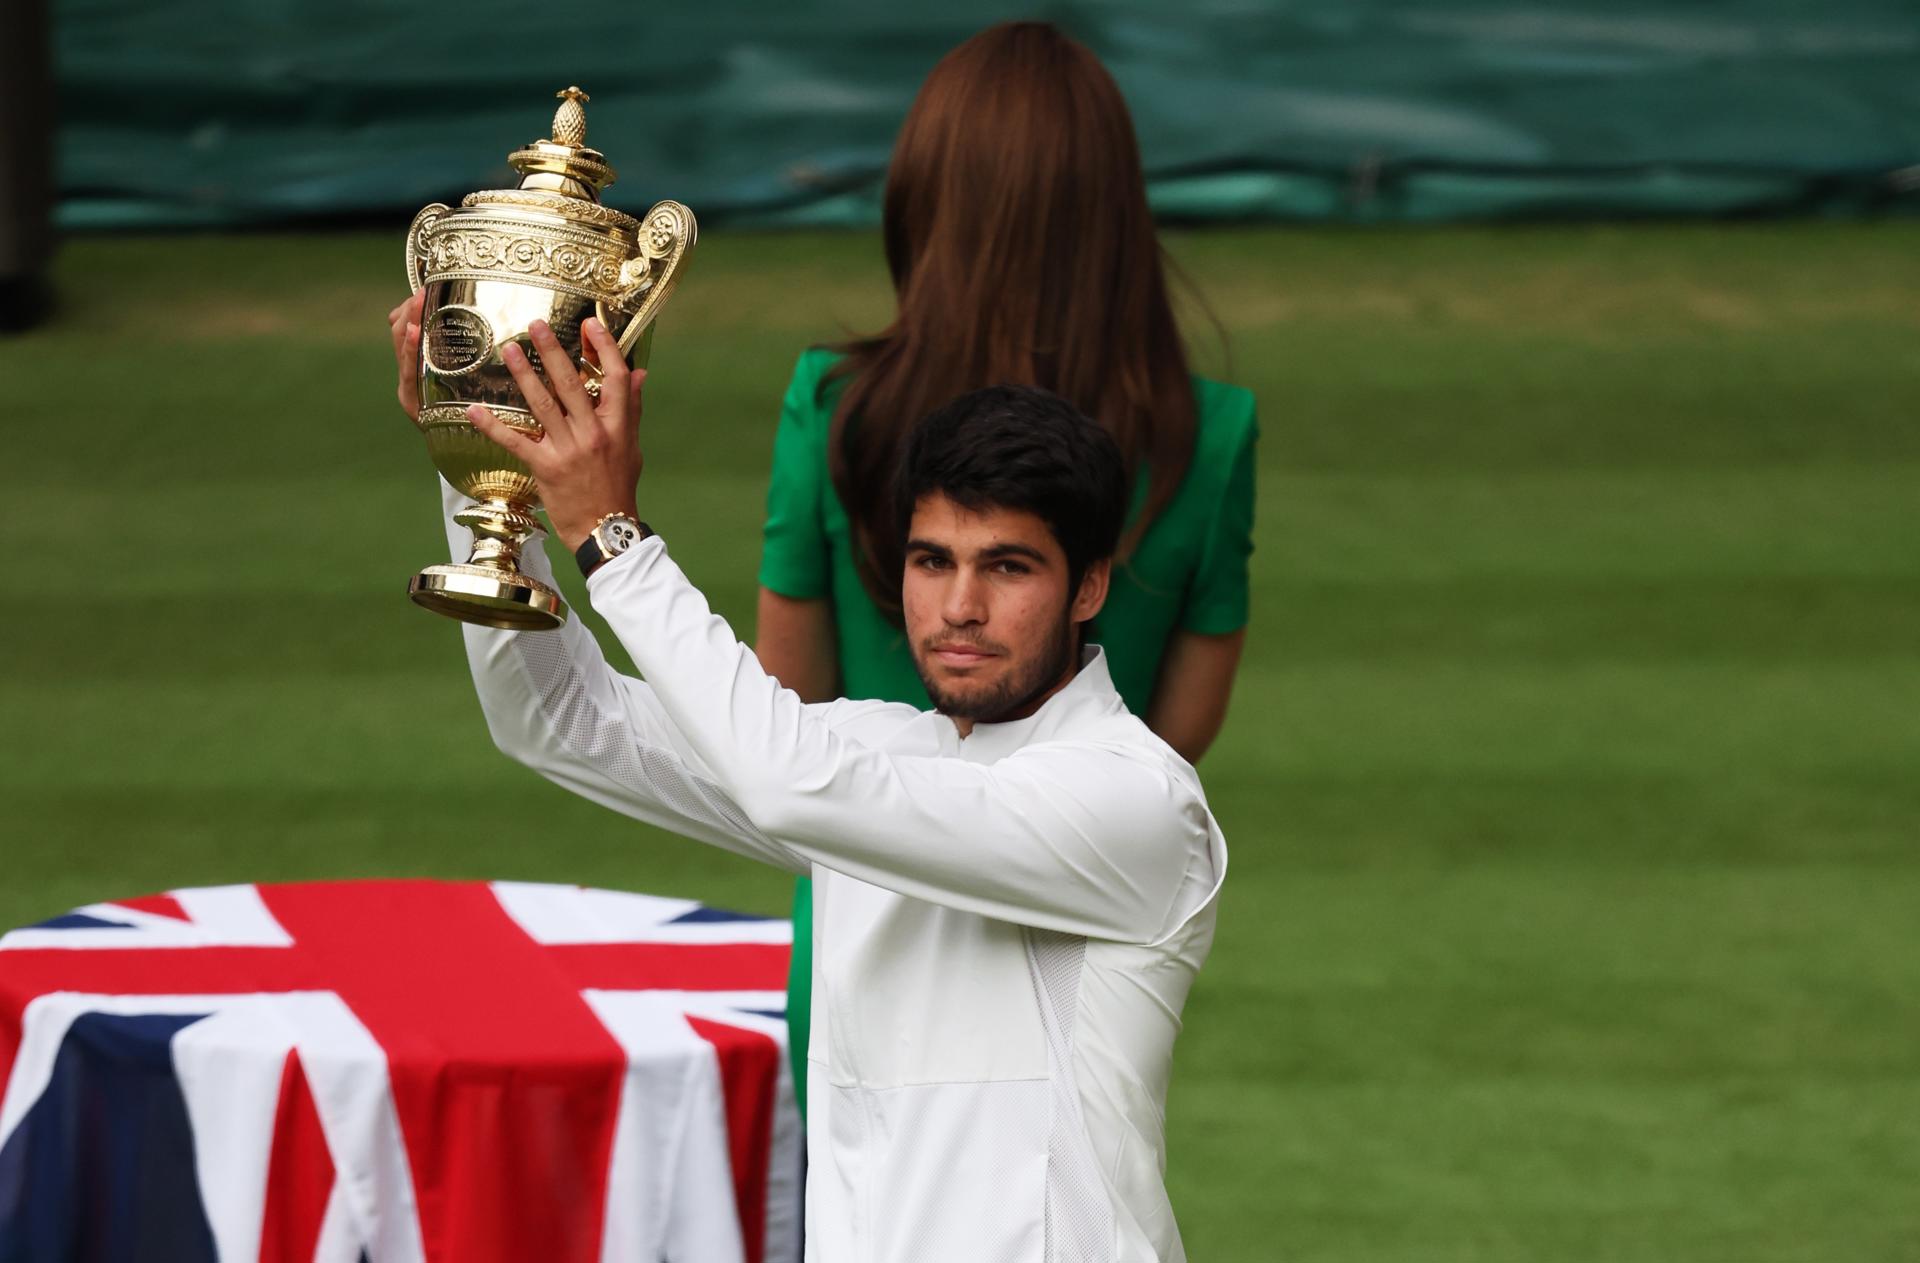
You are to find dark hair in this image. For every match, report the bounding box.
[827,20,1196,623]
[895,385,1129,592]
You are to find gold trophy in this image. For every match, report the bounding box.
[404,87,695,629]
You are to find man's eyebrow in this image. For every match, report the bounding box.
[904,538,953,557]
[978,542,1051,565]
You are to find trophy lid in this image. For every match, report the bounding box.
[508,87,618,200]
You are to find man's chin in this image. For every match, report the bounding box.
[922,674,1005,721]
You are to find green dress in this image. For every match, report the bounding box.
[758,347,1258,1114]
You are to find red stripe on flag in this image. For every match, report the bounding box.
[259,1050,334,1263]
[0,949,314,998]
[545,942,791,992]
[687,1017,781,1263]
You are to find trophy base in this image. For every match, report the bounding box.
[409,564,568,631]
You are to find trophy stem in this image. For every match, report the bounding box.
[408,497,569,630]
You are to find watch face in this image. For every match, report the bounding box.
[600,518,641,554]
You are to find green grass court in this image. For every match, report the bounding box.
[8,223,1920,1260]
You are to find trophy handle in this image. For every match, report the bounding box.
[601,200,697,361]
[405,203,449,295]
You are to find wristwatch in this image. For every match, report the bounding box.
[574,512,653,578]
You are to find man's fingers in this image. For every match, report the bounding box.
[583,317,624,387]
[500,341,572,447]
[577,326,605,409]
[395,323,420,411]
[389,294,428,422]
[388,292,424,327]
[528,320,596,422]
[392,310,422,421]
[467,405,541,464]
[584,318,630,431]
[391,296,423,369]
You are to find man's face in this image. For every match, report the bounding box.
[903,493,1110,726]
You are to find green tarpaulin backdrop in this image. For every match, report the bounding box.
[52,0,1920,227]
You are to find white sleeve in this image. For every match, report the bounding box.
[437,479,818,873]
[584,532,1219,945]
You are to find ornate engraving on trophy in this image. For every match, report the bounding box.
[424,219,628,299]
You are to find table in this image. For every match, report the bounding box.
[0,880,802,1263]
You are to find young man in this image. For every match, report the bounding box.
[449,317,1227,1262]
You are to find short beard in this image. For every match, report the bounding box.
[915,614,1079,724]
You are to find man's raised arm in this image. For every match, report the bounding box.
[436,476,813,874]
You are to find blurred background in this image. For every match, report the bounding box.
[5,2,1919,1260]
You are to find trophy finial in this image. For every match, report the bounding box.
[553,87,590,148]
[509,86,615,198]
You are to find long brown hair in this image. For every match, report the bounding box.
[826,21,1197,620]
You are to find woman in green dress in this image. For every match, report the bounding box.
[754,21,1258,1117]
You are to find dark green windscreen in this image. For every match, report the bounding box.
[53,0,1920,227]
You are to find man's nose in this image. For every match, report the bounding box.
[942,568,988,625]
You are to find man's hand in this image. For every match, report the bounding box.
[388,292,425,422]
[468,317,648,553]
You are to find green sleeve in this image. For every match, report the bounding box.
[1180,399,1259,635]
[757,351,836,599]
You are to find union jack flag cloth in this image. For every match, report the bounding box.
[0,880,802,1263]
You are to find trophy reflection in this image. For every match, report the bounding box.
[404,87,695,629]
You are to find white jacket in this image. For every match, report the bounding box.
[441,484,1227,1262]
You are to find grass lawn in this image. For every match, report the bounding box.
[7,221,1920,1260]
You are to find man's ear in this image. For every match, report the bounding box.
[1071,558,1111,624]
